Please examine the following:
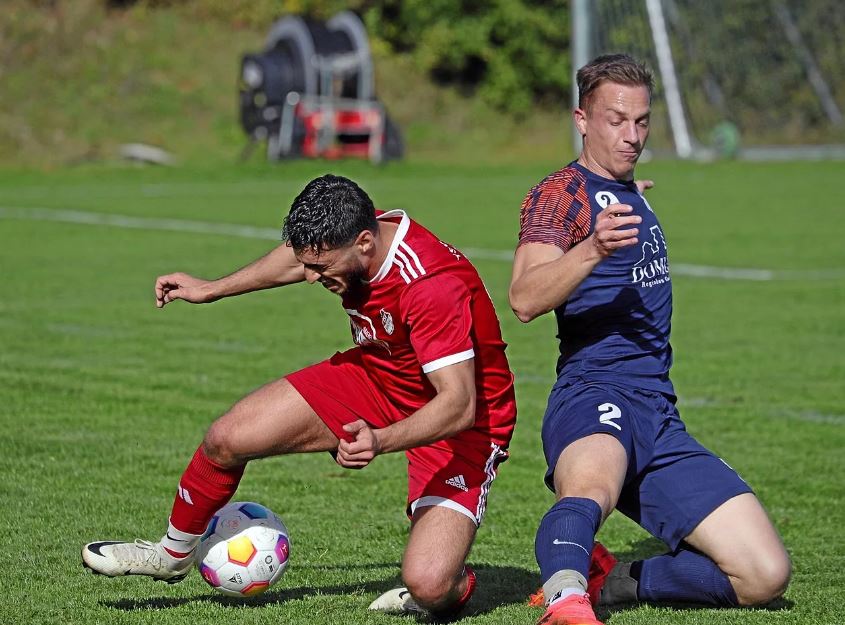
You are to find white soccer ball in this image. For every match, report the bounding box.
[196,501,290,597]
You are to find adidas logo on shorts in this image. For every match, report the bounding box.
[445,474,469,492]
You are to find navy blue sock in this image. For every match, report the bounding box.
[633,548,739,606]
[535,497,602,584]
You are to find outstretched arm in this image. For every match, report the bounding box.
[155,243,306,308]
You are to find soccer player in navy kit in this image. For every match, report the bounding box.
[509,54,791,625]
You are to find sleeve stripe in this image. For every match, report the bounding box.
[421,348,475,373]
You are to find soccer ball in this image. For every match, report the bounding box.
[196,501,290,597]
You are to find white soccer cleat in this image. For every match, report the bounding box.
[81,539,194,583]
[368,586,429,615]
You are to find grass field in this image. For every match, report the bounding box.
[1,159,843,625]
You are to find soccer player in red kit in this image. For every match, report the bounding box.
[82,174,516,617]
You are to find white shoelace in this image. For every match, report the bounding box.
[112,540,163,570]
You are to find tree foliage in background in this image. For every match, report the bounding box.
[363,0,570,115]
[139,0,571,115]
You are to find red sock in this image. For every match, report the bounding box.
[427,565,476,617]
[168,446,245,535]
[455,566,477,609]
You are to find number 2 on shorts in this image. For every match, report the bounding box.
[598,403,622,431]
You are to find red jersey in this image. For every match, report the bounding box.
[340,210,516,445]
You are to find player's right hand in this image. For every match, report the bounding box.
[590,204,641,258]
[336,419,381,469]
[155,272,215,308]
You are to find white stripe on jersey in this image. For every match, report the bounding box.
[393,259,411,284]
[399,241,426,276]
[421,348,475,373]
[394,247,419,279]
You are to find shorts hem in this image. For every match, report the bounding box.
[543,429,625,491]
[408,496,479,527]
[665,486,754,551]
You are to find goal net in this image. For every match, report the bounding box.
[571,0,845,159]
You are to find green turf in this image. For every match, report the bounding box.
[1,159,843,624]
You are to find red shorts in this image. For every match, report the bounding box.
[286,348,510,526]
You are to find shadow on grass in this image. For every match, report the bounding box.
[101,548,794,620]
[102,578,393,611]
[598,596,795,622]
[101,563,540,619]
[448,564,539,622]
[610,536,667,562]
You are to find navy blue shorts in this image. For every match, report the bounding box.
[542,379,752,550]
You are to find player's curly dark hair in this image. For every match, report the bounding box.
[283,174,378,252]
[577,53,654,110]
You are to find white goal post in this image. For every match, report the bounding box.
[570,0,845,160]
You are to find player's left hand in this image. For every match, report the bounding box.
[336,419,382,469]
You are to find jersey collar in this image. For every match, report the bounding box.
[367,209,410,284]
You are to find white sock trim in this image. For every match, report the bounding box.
[543,569,588,606]
[160,519,202,554]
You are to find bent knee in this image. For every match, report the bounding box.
[202,421,244,468]
[733,551,792,606]
[402,565,459,611]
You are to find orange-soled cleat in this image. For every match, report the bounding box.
[537,594,604,625]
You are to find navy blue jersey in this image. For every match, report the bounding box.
[519,162,674,395]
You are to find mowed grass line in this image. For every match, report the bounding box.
[0,160,843,625]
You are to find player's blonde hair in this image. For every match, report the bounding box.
[577,53,654,111]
